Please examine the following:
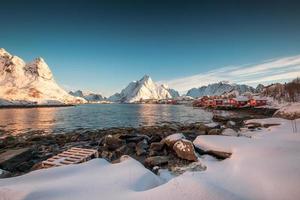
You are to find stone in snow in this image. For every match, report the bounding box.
[173,139,198,161]
[163,133,185,147]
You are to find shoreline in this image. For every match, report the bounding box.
[0,108,272,177]
[0,104,75,109]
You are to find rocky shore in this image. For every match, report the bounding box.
[0,109,276,178]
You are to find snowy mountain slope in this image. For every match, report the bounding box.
[109,75,179,103]
[69,90,106,102]
[0,48,86,105]
[186,82,256,98]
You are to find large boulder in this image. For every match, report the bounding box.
[163,133,185,147]
[144,156,169,167]
[173,139,198,161]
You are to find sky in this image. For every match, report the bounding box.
[1,0,300,96]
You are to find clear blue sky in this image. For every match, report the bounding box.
[1,0,300,96]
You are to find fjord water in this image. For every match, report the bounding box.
[0,104,213,135]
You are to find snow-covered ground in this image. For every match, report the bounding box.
[1,118,300,200]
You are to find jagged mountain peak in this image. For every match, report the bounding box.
[0,48,11,57]
[0,48,85,105]
[25,57,53,80]
[109,75,179,103]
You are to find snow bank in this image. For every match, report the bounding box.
[274,103,300,119]
[194,118,300,199]
[1,118,300,200]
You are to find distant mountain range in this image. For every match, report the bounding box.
[0,48,86,105]
[1,48,283,106]
[186,81,257,98]
[108,75,179,103]
[69,90,106,102]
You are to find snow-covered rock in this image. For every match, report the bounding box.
[0,48,86,105]
[186,82,256,98]
[69,90,105,102]
[108,75,179,103]
[163,133,185,147]
[274,103,300,119]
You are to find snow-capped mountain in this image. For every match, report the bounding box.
[69,90,105,102]
[109,75,179,103]
[0,48,86,105]
[186,82,256,98]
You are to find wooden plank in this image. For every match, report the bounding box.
[42,147,98,169]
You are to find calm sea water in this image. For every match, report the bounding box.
[0,104,214,135]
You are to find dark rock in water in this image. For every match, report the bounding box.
[0,148,34,172]
[150,142,165,151]
[208,129,222,135]
[144,156,169,167]
[173,139,198,161]
[135,140,149,156]
[104,135,125,151]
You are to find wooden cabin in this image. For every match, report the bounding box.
[213,99,224,107]
[230,97,249,108]
[249,97,267,107]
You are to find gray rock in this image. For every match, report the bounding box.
[144,156,169,167]
[222,128,239,136]
[104,135,125,150]
[135,140,148,156]
[0,148,33,171]
[149,142,165,151]
[208,129,222,135]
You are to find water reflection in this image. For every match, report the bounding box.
[0,108,57,136]
[0,104,214,135]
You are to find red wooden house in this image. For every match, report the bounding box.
[213,99,224,107]
[249,97,267,107]
[230,97,249,108]
[193,96,209,107]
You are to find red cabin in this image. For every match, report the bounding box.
[213,99,224,107]
[193,96,209,107]
[249,98,267,107]
[230,97,249,108]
